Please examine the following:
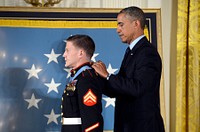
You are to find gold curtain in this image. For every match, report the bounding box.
[176,0,200,131]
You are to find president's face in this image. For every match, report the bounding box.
[116,13,136,44]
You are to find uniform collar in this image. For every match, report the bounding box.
[70,62,92,77]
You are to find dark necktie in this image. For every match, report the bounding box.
[124,47,130,58]
[122,47,131,65]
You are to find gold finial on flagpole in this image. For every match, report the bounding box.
[42,0,44,7]
[44,0,62,7]
[24,0,62,7]
[24,0,42,7]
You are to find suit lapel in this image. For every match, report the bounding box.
[122,37,148,68]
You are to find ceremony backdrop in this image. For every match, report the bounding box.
[0,8,164,132]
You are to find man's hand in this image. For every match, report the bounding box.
[92,60,109,78]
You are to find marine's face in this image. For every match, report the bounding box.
[63,41,80,68]
[116,13,135,44]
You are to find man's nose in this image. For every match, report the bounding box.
[116,27,121,33]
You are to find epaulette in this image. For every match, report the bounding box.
[81,69,94,77]
[70,62,92,77]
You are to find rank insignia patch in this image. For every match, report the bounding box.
[83,89,97,106]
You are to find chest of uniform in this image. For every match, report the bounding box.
[64,80,78,97]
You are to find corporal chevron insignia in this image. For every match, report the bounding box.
[83,89,97,106]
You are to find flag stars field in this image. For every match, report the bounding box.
[44,49,61,64]
[24,93,42,109]
[44,78,61,94]
[25,64,42,79]
[44,109,60,125]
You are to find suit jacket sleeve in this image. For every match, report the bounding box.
[106,41,162,98]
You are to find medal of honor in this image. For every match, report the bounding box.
[66,85,76,91]
[66,80,77,91]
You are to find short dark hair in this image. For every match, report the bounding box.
[119,6,145,29]
[66,34,95,58]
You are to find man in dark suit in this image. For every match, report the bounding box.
[92,6,165,132]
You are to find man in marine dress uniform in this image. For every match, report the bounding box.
[61,34,104,132]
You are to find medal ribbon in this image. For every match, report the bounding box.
[69,65,91,82]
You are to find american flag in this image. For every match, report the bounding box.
[0,27,127,132]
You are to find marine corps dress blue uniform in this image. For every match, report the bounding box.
[61,62,104,132]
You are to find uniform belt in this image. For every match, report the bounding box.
[62,117,82,125]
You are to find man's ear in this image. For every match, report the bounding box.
[131,20,138,28]
[78,49,84,57]
[134,20,140,28]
